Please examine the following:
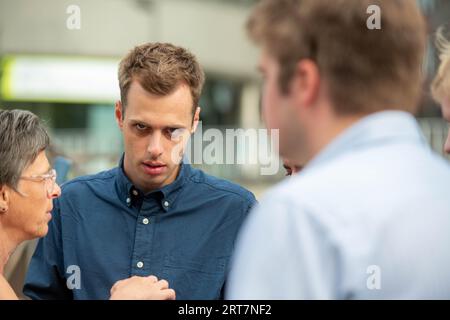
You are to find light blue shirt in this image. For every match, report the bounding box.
[226,111,450,299]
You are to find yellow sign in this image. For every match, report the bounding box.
[0,55,121,104]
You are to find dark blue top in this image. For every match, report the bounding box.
[23,157,256,300]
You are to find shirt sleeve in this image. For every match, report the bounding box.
[225,194,341,299]
[23,198,73,300]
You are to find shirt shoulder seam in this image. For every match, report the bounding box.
[62,170,117,188]
[187,174,255,205]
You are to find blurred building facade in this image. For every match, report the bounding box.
[0,0,449,198]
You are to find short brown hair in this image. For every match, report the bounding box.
[118,43,205,115]
[431,26,450,103]
[247,0,426,115]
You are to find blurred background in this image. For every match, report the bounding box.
[0,0,449,198]
[1,0,450,299]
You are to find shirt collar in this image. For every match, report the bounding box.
[116,154,190,210]
[307,110,429,170]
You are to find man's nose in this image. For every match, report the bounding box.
[147,132,164,158]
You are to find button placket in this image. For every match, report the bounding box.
[132,210,156,275]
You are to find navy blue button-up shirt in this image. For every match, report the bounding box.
[24,157,256,300]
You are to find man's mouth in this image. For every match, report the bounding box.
[141,161,167,176]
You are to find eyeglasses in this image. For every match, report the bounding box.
[20,169,58,197]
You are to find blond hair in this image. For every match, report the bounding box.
[431,27,450,103]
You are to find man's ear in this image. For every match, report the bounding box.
[115,100,124,131]
[290,59,321,109]
[191,107,201,134]
[0,185,10,213]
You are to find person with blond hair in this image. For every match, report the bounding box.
[431,26,450,154]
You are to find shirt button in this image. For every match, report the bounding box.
[132,190,138,196]
[126,197,131,204]
[142,218,149,225]
[137,261,144,269]
[163,201,169,208]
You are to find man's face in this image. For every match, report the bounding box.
[258,51,307,162]
[282,158,303,176]
[441,96,450,154]
[116,81,199,193]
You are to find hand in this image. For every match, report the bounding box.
[109,275,176,300]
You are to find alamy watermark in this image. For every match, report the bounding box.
[170,121,281,176]
[66,265,81,290]
[367,4,381,30]
[66,5,81,30]
[366,265,381,290]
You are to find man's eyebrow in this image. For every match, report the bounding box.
[128,119,154,127]
[128,119,186,128]
[129,118,150,125]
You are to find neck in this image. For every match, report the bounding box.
[305,113,364,163]
[143,164,181,194]
[0,224,21,275]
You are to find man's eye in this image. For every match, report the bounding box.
[135,123,147,130]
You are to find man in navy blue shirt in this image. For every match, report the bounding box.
[23,43,256,300]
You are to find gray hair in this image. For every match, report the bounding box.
[0,109,50,190]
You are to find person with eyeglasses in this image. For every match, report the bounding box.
[0,110,175,300]
[0,109,61,299]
